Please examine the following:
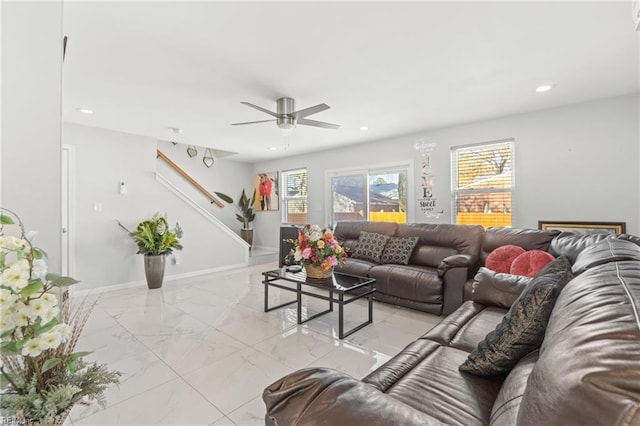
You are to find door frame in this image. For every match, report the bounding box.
[61,144,76,294]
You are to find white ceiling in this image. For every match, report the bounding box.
[62,1,639,162]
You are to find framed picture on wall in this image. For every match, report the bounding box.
[254,171,279,212]
[538,220,626,235]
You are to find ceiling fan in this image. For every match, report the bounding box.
[232,97,340,131]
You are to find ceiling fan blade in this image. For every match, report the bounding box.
[231,119,276,126]
[292,103,330,119]
[297,118,340,129]
[240,101,278,118]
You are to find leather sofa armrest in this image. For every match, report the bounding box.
[263,367,441,426]
[437,253,477,276]
[471,267,532,309]
[439,254,479,315]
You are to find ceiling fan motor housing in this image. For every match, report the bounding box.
[277,97,296,129]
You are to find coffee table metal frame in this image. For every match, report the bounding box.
[262,268,376,339]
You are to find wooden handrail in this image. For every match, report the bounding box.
[156,149,225,208]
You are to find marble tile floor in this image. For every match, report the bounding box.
[67,261,442,425]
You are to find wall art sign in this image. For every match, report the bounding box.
[414,138,443,218]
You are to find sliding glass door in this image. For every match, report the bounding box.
[330,166,409,225]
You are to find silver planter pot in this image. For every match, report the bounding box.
[144,254,166,289]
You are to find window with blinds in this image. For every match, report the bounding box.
[451,140,514,228]
[282,168,308,224]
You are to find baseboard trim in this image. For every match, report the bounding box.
[72,262,248,298]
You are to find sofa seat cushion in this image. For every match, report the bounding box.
[385,345,504,426]
[449,307,509,353]
[490,350,539,426]
[369,264,442,305]
[334,258,376,277]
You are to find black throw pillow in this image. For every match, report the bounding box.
[380,236,419,265]
[352,231,390,263]
[459,255,573,376]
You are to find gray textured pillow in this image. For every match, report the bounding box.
[380,236,419,265]
[352,231,390,263]
[459,256,573,376]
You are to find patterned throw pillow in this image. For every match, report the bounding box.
[459,256,573,376]
[352,231,390,263]
[380,236,419,265]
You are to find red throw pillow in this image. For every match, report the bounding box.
[486,245,526,273]
[510,250,555,277]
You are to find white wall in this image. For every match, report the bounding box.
[253,94,640,248]
[63,123,248,291]
[1,1,63,271]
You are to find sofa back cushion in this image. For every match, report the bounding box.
[516,252,640,425]
[548,232,613,264]
[334,221,398,256]
[398,223,484,268]
[571,238,640,275]
[481,228,560,264]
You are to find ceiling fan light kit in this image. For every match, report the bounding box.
[232,97,340,133]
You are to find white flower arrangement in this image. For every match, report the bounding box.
[0,209,120,425]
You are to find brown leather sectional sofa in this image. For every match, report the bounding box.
[334,221,561,315]
[263,234,640,425]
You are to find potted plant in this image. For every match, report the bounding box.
[215,189,256,246]
[0,208,120,425]
[117,214,183,289]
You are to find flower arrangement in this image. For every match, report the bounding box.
[287,224,347,270]
[0,209,120,425]
[117,214,183,255]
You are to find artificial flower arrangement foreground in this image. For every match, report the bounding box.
[0,209,120,425]
[287,225,347,274]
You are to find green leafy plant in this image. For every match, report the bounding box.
[0,208,120,425]
[215,189,256,229]
[117,214,183,255]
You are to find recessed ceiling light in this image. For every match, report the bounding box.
[76,108,94,114]
[535,84,555,93]
[360,126,369,131]
[268,146,277,151]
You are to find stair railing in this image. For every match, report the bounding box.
[156,149,224,208]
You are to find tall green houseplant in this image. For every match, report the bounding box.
[216,189,256,229]
[216,189,256,246]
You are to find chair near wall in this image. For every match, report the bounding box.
[279,226,301,267]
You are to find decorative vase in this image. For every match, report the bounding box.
[304,264,333,280]
[240,228,254,247]
[144,254,166,289]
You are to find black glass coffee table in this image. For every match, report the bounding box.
[262,268,376,339]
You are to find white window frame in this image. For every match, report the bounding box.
[281,167,308,224]
[450,138,515,226]
[325,161,414,226]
